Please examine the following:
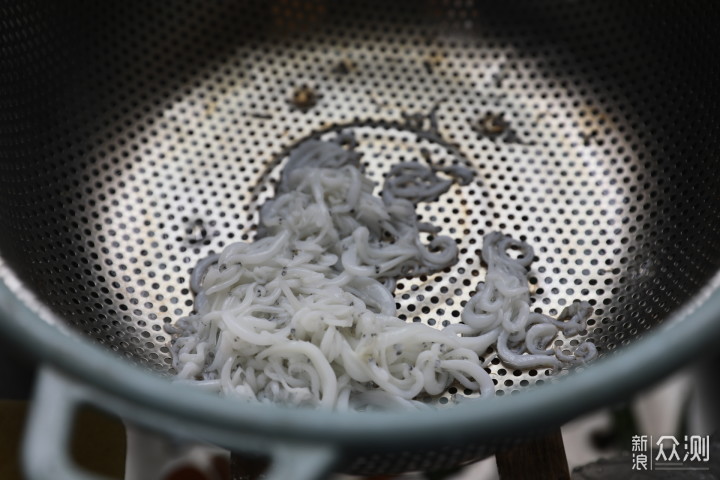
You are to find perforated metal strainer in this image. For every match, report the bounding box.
[2,1,720,479]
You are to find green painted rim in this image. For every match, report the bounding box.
[1,277,719,448]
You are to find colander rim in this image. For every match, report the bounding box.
[0,275,719,448]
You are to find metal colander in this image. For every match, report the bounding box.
[1,1,720,479]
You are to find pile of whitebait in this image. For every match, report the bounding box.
[170,134,597,410]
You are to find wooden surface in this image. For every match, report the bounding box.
[495,429,570,480]
[0,401,126,480]
[230,453,269,480]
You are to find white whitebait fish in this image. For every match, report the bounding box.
[171,134,596,410]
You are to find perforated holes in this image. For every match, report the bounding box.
[1,1,716,393]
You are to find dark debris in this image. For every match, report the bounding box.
[290,85,319,112]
